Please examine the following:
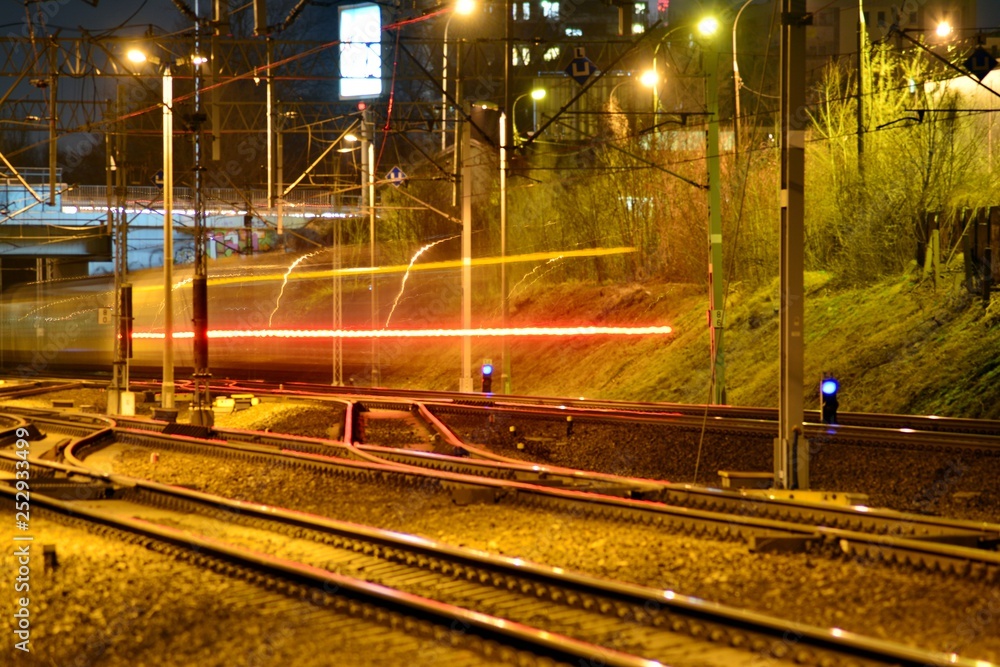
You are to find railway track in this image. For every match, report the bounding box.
[0,484,643,666]
[204,378,1000,436]
[0,454,987,667]
[5,406,1000,581]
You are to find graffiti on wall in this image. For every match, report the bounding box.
[208,229,279,259]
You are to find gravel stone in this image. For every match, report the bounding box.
[437,410,1000,522]
[95,441,1000,663]
[0,507,504,666]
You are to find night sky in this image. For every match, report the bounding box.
[15,0,243,36]
[981,0,1000,28]
[15,0,1000,39]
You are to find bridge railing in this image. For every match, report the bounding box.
[63,185,362,214]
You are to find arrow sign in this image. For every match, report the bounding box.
[965,47,997,81]
[565,46,598,86]
[153,169,164,190]
[386,166,407,187]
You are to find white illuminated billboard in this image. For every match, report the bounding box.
[339,3,382,99]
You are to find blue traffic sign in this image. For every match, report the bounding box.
[965,47,997,81]
[565,46,598,86]
[153,169,164,189]
[386,166,407,187]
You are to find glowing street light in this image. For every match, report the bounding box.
[935,21,953,38]
[512,88,545,144]
[651,20,713,119]
[732,0,757,154]
[697,16,719,37]
[442,0,476,151]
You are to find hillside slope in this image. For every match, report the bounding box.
[382,272,1000,418]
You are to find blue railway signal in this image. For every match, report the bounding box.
[821,377,839,424]
[481,362,493,393]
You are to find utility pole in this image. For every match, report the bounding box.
[191,16,213,426]
[706,45,726,405]
[332,218,343,385]
[775,0,809,490]
[460,102,473,393]
[162,64,175,412]
[501,0,513,394]
[857,0,867,172]
[108,93,133,416]
[361,107,379,386]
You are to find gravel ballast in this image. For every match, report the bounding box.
[435,410,1000,522]
[0,507,504,666]
[96,441,1000,663]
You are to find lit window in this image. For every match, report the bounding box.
[543,46,560,61]
[634,3,645,14]
[632,22,644,34]
[512,46,531,66]
[565,27,582,37]
[542,1,559,19]
[522,2,530,19]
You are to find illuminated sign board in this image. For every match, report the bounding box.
[339,3,382,99]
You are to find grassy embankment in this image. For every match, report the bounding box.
[382,271,1000,419]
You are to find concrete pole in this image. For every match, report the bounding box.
[775,0,808,489]
[162,67,175,409]
[500,111,511,394]
[460,105,473,393]
[362,108,379,387]
[502,0,513,394]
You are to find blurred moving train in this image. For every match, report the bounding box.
[0,251,408,382]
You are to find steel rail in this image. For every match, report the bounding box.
[0,457,989,667]
[0,482,655,667]
[7,405,1000,552]
[29,428,1000,580]
[205,379,1000,436]
[6,406,1000,552]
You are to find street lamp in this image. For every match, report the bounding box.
[127,46,176,412]
[442,0,476,151]
[512,88,545,144]
[697,16,719,36]
[650,21,705,122]
[732,0,756,155]
[637,70,659,121]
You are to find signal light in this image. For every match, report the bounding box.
[481,361,493,393]
[820,377,839,424]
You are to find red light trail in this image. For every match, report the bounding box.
[132,325,673,340]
